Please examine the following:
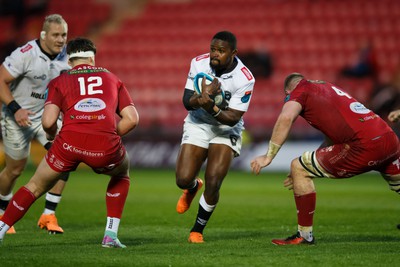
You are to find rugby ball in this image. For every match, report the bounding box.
[193,72,224,105]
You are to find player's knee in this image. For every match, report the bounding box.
[176,175,195,189]
[382,174,400,194]
[290,158,303,173]
[204,175,222,193]
[5,166,24,179]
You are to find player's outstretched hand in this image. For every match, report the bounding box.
[250,155,272,175]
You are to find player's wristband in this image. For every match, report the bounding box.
[213,108,222,117]
[7,100,22,114]
[266,141,282,159]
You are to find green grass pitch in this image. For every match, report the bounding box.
[0,168,399,266]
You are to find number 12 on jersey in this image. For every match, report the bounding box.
[78,76,103,95]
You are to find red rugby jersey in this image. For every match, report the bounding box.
[46,64,134,135]
[287,79,392,143]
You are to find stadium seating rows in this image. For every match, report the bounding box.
[92,0,400,140]
[1,0,399,140]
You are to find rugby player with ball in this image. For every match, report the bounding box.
[175,31,255,243]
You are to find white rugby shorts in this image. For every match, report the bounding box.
[1,113,61,160]
[181,119,242,157]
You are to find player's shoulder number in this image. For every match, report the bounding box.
[331,86,351,99]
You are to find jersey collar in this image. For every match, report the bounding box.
[36,39,59,61]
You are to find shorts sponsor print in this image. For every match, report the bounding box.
[45,132,125,173]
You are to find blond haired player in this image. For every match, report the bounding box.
[0,14,70,234]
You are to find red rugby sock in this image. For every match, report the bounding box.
[106,176,130,218]
[294,192,316,227]
[1,187,36,226]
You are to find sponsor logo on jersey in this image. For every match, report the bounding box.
[358,114,379,122]
[195,53,210,61]
[349,102,370,114]
[74,98,106,112]
[20,44,33,53]
[31,92,47,99]
[73,114,106,121]
[241,67,253,81]
[70,66,109,74]
[241,91,252,103]
[34,74,47,80]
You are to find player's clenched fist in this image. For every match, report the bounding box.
[388,109,400,123]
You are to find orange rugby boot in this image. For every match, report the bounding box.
[176,178,203,214]
[38,214,64,234]
[272,232,315,246]
[188,232,204,243]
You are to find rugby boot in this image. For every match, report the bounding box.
[38,214,64,234]
[102,231,126,248]
[188,232,204,243]
[272,231,315,245]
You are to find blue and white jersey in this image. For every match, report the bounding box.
[184,53,255,130]
[2,39,70,120]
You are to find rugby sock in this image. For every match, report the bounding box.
[105,217,121,235]
[1,187,36,227]
[294,192,316,241]
[0,193,12,214]
[0,221,10,239]
[298,225,313,242]
[190,194,216,233]
[106,176,130,218]
[43,192,62,214]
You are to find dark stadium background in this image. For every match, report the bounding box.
[1,0,399,171]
